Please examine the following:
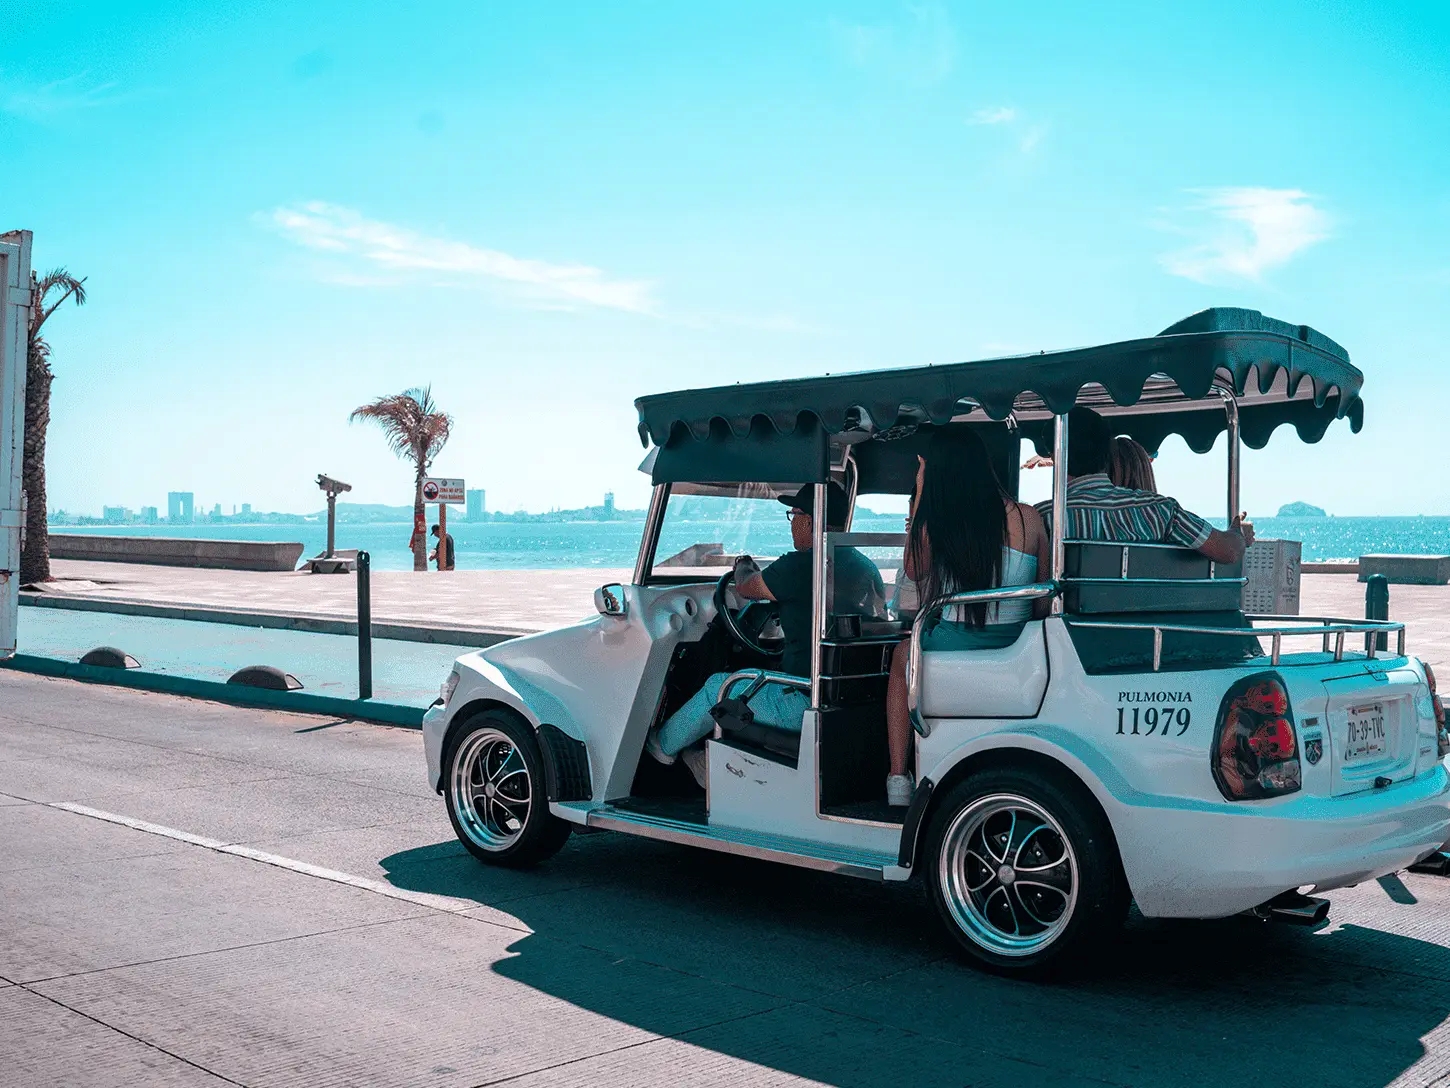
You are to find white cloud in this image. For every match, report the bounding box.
[266,202,655,313]
[1018,123,1046,154]
[2,72,130,118]
[968,106,1016,125]
[829,2,957,85]
[1160,187,1331,283]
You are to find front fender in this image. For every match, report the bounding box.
[425,651,586,792]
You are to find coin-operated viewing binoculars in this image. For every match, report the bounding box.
[316,474,352,559]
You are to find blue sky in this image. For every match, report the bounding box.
[4,0,1448,518]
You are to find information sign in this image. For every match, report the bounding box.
[422,478,465,504]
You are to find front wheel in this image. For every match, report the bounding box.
[923,766,1128,978]
[444,710,571,868]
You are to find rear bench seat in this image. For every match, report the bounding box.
[1062,542,1263,673]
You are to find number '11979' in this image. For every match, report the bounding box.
[1118,706,1191,736]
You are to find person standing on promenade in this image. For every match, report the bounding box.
[429,524,456,570]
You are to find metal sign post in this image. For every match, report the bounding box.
[0,230,33,660]
[422,477,463,572]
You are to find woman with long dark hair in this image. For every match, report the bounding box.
[1108,436,1157,493]
[884,425,1051,806]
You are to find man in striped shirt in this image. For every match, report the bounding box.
[1036,407,1254,565]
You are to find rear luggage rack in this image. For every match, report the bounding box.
[1068,614,1406,672]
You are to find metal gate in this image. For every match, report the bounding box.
[0,230,33,659]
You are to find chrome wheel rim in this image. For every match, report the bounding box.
[938,793,1078,957]
[450,727,532,851]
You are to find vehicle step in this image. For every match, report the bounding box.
[585,805,897,881]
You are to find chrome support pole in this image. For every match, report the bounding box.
[1050,413,1069,615]
[1152,628,1163,672]
[810,481,828,710]
[1218,388,1241,524]
[633,483,670,585]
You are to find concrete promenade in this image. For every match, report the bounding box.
[24,559,1450,670]
[7,669,1450,1087]
[26,559,633,640]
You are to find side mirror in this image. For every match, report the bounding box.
[594,583,628,618]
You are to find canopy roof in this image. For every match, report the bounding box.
[636,309,1364,462]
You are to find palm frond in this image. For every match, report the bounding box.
[350,385,452,473]
[30,268,87,337]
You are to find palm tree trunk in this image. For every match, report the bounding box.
[18,348,52,584]
[412,470,427,572]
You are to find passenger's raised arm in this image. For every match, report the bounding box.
[1196,514,1255,565]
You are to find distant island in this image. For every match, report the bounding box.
[1277,501,1327,517]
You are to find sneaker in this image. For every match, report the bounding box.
[644,728,675,766]
[886,773,914,807]
[680,746,708,789]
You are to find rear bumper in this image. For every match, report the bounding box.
[1115,765,1450,918]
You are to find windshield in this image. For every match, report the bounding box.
[650,482,797,579]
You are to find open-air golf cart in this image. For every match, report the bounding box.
[423,307,1450,975]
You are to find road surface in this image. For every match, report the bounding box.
[4,671,1450,1087]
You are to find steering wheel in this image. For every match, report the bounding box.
[713,570,783,659]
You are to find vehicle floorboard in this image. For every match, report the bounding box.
[820,798,903,826]
[609,795,707,825]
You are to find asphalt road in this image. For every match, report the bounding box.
[4,670,1450,1088]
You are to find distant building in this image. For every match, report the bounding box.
[241,503,252,517]
[603,491,615,519]
[167,492,194,524]
[102,505,131,525]
[466,489,486,521]
[140,506,158,525]
[211,503,222,518]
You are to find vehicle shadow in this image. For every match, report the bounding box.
[381,832,1450,1088]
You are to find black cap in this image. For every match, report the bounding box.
[778,482,849,526]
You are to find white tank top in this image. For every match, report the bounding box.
[942,546,1038,625]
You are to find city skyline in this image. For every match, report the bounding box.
[6,2,1449,519]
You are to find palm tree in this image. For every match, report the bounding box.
[349,387,452,571]
[20,269,88,584]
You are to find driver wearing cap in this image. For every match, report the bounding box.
[645,482,884,787]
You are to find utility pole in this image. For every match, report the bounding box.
[0,230,33,660]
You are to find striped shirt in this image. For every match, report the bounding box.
[1035,474,1212,550]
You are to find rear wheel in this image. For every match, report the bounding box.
[923,766,1128,978]
[444,709,571,868]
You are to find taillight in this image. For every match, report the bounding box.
[1426,664,1448,758]
[1212,672,1301,801]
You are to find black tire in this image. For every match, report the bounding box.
[922,765,1128,978]
[443,709,571,868]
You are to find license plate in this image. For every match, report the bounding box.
[1345,703,1387,763]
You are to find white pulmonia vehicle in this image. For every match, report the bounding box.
[423,308,1450,976]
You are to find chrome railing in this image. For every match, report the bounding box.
[711,669,812,739]
[906,582,1058,737]
[1067,615,1407,671]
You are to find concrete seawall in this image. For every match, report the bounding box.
[49,534,304,572]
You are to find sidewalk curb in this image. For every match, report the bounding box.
[0,654,425,728]
[19,591,525,647]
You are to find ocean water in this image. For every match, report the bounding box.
[57,515,1450,572]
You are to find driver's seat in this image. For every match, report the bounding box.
[710,671,810,765]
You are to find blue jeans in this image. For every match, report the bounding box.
[656,671,811,757]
